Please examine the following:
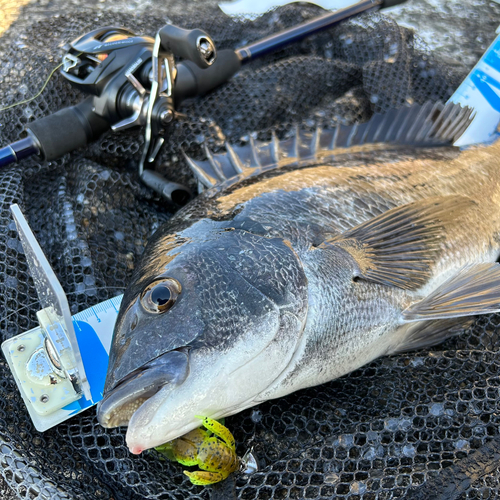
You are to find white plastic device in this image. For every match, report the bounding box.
[2,205,122,431]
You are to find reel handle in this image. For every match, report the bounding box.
[158,25,217,69]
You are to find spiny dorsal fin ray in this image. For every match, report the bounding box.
[225,142,245,174]
[322,196,476,291]
[184,101,474,191]
[204,145,227,181]
[270,131,280,163]
[311,127,321,154]
[404,101,437,143]
[182,151,217,189]
[249,137,262,167]
[403,263,500,320]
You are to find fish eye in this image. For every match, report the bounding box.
[140,278,181,314]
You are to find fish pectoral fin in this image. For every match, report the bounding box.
[323,196,475,291]
[403,263,500,321]
[390,317,474,354]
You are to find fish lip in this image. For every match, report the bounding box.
[125,381,226,453]
[125,389,264,453]
[97,348,190,428]
[125,384,191,453]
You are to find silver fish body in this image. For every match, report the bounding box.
[97,102,500,454]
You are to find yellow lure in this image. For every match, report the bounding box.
[155,416,240,486]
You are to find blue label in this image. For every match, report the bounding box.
[470,69,500,113]
[62,320,109,414]
[484,42,500,72]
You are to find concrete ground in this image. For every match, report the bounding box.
[0,478,16,500]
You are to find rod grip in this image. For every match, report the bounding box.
[27,98,110,161]
[381,0,407,7]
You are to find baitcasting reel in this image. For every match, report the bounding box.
[0,0,406,205]
[58,24,241,204]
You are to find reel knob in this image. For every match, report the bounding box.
[158,25,217,68]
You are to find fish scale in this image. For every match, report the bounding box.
[206,146,498,264]
[97,101,500,455]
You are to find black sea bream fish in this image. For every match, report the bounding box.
[97,102,500,454]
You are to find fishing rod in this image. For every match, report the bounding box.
[0,0,405,204]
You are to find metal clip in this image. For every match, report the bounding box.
[240,447,259,474]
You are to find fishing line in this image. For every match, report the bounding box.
[0,61,63,112]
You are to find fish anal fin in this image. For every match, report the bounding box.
[391,317,474,355]
[324,196,476,291]
[403,263,500,321]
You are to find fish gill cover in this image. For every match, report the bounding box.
[0,0,499,499]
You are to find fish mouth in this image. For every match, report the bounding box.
[97,348,190,428]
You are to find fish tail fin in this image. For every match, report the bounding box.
[185,101,474,191]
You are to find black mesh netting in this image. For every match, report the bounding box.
[1,1,500,499]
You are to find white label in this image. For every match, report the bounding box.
[218,0,356,17]
[451,32,500,146]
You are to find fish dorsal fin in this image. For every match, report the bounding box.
[322,196,475,291]
[403,263,500,321]
[185,101,474,191]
